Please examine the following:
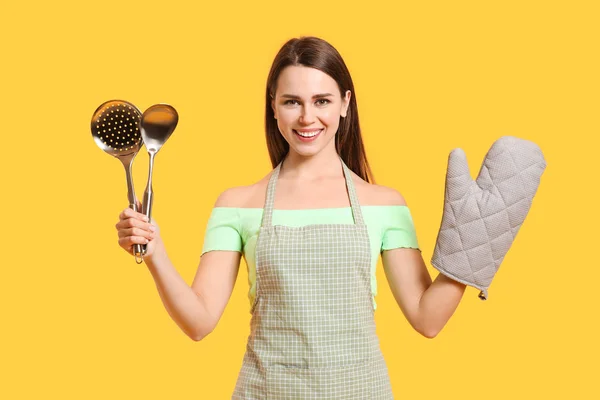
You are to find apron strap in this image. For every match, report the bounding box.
[341,158,366,226]
[260,155,366,227]
[261,159,282,227]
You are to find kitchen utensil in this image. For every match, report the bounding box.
[140,104,179,254]
[91,100,145,264]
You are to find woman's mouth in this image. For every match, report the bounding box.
[293,129,323,142]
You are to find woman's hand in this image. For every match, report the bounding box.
[430,136,546,300]
[115,200,162,258]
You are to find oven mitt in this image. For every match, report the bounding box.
[431,136,547,300]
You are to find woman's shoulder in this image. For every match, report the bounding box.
[213,170,408,209]
[355,175,408,207]
[213,172,272,208]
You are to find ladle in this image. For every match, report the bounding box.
[140,104,179,254]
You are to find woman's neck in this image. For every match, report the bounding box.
[279,149,343,181]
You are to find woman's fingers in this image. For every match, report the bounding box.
[118,236,150,255]
[119,206,148,222]
[117,226,155,240]
[115,216,154,232]
[117,225,156,252]
[115,206,159,256]
[119,235,149,247]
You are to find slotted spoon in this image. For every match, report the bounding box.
[91,100,145,264]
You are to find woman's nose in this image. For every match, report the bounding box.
[299,105,316,124]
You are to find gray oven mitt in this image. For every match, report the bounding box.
[431,136,546,300]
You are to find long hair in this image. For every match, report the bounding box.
[264,36,375,184]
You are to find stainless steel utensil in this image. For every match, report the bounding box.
[140,104,179,254]
[91,100,145,264]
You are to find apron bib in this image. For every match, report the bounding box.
[232,156,393,399]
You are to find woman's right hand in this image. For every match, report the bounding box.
[115,200,161,259]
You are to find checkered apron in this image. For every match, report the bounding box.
[232,156,393,399]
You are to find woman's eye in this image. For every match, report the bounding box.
[316,99,330,106]
[284,100,299,105]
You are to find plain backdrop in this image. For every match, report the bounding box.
[1,1,598,399]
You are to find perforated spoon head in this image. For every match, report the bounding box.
[140,104,178,153]
[91,100,143,157]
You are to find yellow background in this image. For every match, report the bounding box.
[1,0,598,398]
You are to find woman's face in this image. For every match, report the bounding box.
[271,65,350,157]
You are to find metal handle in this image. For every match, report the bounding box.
[141,151,155,255]
[141,188,153,255]
[130,202,144,264]
[123,157,143,265]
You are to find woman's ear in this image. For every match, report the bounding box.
[271,97,277,119]
[341,90,351,118]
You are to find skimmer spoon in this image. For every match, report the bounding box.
[91,100,145,264]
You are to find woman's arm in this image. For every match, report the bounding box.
[374,186,466,338]
[145,245,241,341]
[118,188,243,342]
[382,248,466,338]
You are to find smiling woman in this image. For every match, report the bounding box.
[114,36,464,400]
[272,67,350,148]
[263,37,372,180]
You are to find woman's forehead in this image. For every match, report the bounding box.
[276,65,339,95]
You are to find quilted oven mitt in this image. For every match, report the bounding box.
[431,136,547,300]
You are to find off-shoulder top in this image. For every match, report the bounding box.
[201,206,420,311]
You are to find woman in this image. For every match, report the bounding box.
[115,36,467,398]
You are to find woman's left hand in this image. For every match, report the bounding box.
[430,136,547,300]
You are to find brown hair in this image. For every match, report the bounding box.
[265,36,375,184]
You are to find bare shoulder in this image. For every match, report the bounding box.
[214,186,251,207]
[213,172,272,208]
[352,172,408,206]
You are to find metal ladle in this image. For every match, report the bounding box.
[140,104,179,254]
[91,100,145,264]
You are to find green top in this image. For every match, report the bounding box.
[201,206,420,310]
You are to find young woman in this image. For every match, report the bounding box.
[115,36,467,399]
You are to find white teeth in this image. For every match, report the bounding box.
[295,129,321,137]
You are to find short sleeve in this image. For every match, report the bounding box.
[201,208,243,255]
[381,206,420,252]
